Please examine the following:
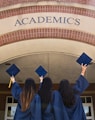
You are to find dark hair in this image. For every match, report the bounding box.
[58,79,75,108]
[20,78,36,111]
[38,77,53,113]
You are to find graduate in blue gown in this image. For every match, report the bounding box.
[52,64,89,120]
[38,77,55,120]
[10,76,42,120]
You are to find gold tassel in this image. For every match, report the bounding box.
[8,79,11,88]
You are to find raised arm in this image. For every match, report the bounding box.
[73,64,89,94]
[38,76,43,90]
[80,63,87,76]
[11,76,22,101]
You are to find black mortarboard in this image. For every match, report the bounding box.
[76,52,92,65]
[35,65,47,77]
[6,64,20,76]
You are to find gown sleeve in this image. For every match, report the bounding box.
[11,82,22,101]
[73,75,89,94]
[38,82,42,90]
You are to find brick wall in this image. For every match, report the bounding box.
[0,0,95,8]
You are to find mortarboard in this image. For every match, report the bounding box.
[35,65,47,77]
[76,52,92,65]
[6,64,20,76]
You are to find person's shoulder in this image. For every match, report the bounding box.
[30,94,41,106]
[52,90,63,103]
[52,90,61,98]
[35,93,40,97]
[52,90,60,95]
[34,94,41,100]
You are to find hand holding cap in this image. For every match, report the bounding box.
[35,65,47,77]
[76,52,92,66]
[81,63,87,76]
[6,64,20,88]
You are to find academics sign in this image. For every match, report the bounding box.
[14,16,80,26]
[0,12,95,35]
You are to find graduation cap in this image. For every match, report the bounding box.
[6,64,20,88]
[76,52,92,65]
[6,64,20,76]
[35,65,47,77]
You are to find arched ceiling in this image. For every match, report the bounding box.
[0,38,95,84]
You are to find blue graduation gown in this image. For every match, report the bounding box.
[11,82,42,120]
[52,90,69,120]
[52,75,89,120]
[38,82,55,120]
[42,102,55,120]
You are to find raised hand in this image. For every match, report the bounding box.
[81,63,87,76]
